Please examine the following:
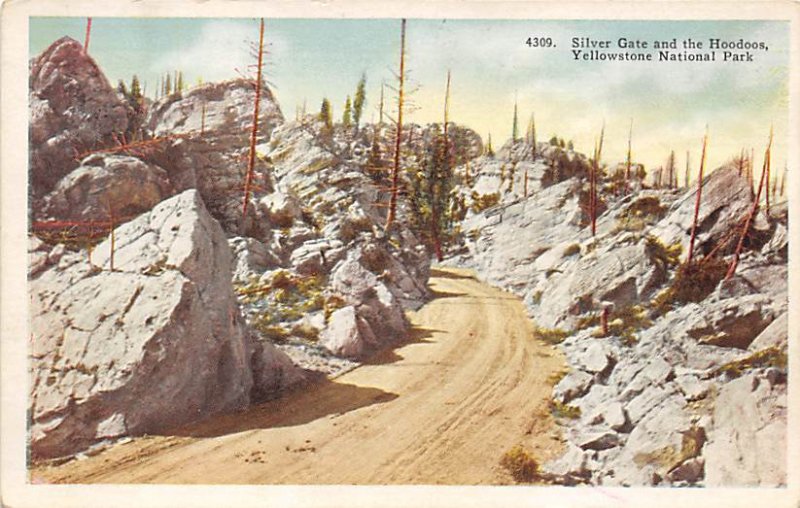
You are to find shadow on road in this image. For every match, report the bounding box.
[164,377,399,438]
[362,326,441,366]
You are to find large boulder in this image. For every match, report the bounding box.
[29,37,129,197]
[704,371,787,486]
[651,164,754,258]
[40,154,172,222]
[144,79,284,236]
[29,190,301,459]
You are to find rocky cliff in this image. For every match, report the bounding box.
[447,144,788,486]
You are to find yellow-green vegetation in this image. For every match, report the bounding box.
[235,270,327,342]
[651,257,728,315]
[547,368,568,385]
[615,196,668,232]
[500,445,540,483]
[533,326,569,345]
[549,399,581,419]
[323,294,347,325]
[578,304,652,345]
[530,290,543,305]
[634,425,706,471]
[300,157,333,175]
[714,346,787,379]
[470,191,500,213]
[644,234,682,271]
[563,243,581,257]
[339,214,374,243]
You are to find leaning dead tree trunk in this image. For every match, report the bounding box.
[84,18,92,53]
[240,18,265,235]
[589,122,605,237]
[385,18,406,230]
[686,129,708,265]
[726,129,772,280]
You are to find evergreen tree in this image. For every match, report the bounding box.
[486,133,494,157]
[165,73,172,96]
[130,75,143,101]
[353,74,367,129]
[319,98,333,135]
[342,96,353,128]
[117,79,128,97]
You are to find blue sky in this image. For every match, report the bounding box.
[30,17,789,180]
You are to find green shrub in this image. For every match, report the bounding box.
[533,326,569,345]
[549,399,581,419]
[615,196,667,232]
[470,192,500,213]
[644,235,682,271]
[651,258,728,315]
[714,346,787,379]
[291,322,320,341]
[500,445,539,483]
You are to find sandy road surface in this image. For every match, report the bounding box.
[33,268,566,485]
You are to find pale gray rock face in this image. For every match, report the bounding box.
[448,153,786,486]
[29,37,129,197]
[650,164,754,258]
[41,154,172,222]
[704,371,787,487]
[319,306,377,358]
[29,190,302,459]
[145,79,284,235]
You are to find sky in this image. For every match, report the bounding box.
[30,17,790,182]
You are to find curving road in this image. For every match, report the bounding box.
[33,268,566,485]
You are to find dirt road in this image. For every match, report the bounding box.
[33,268,566,485]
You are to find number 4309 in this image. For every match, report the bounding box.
[526,37,554,48]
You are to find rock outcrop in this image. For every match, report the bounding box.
[144,79,284,233]
[40,154,172,222]
[29,190,302,459]
[447,148,788,486]
[29,37,129,198]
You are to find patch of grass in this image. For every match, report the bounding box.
[339,214,374,243]
[615,196,667,232]
[549,399,581,419]
[563,243,581,257]
[530,290,543,305]
[713,346,788,379]
[644,234,682,271]
[651,258,728,315]
[533,326,569,345]
[547,369,568,385]
[290,322,320,341]
[500,445,539,483]
[324,295,347,325]
[470,191,500,213]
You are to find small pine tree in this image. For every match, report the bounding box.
[165,73,172,96]
[549,136,559,146]
[342,96,352,128]
[319,98,333,135]
[176,71,184,93]
[117,79,128,97]
[486,133,495,157]
[567,140,574,151]
[353,74,367,129]
[130,75,143,101]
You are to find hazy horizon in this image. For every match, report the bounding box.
[30,17,790,184]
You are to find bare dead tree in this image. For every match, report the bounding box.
[726,128,772,280]
[385,19,407,230]
[84,18,92,53]
[240,18,265,235]
[687,128,709,265]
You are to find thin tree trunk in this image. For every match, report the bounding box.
[385,19,406,230]
[240,18,265,235]
[687,129,708,265]
[84,18,92,53]
[625,119,633,194]
[765,133,772,214]
[726,130,772,280]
